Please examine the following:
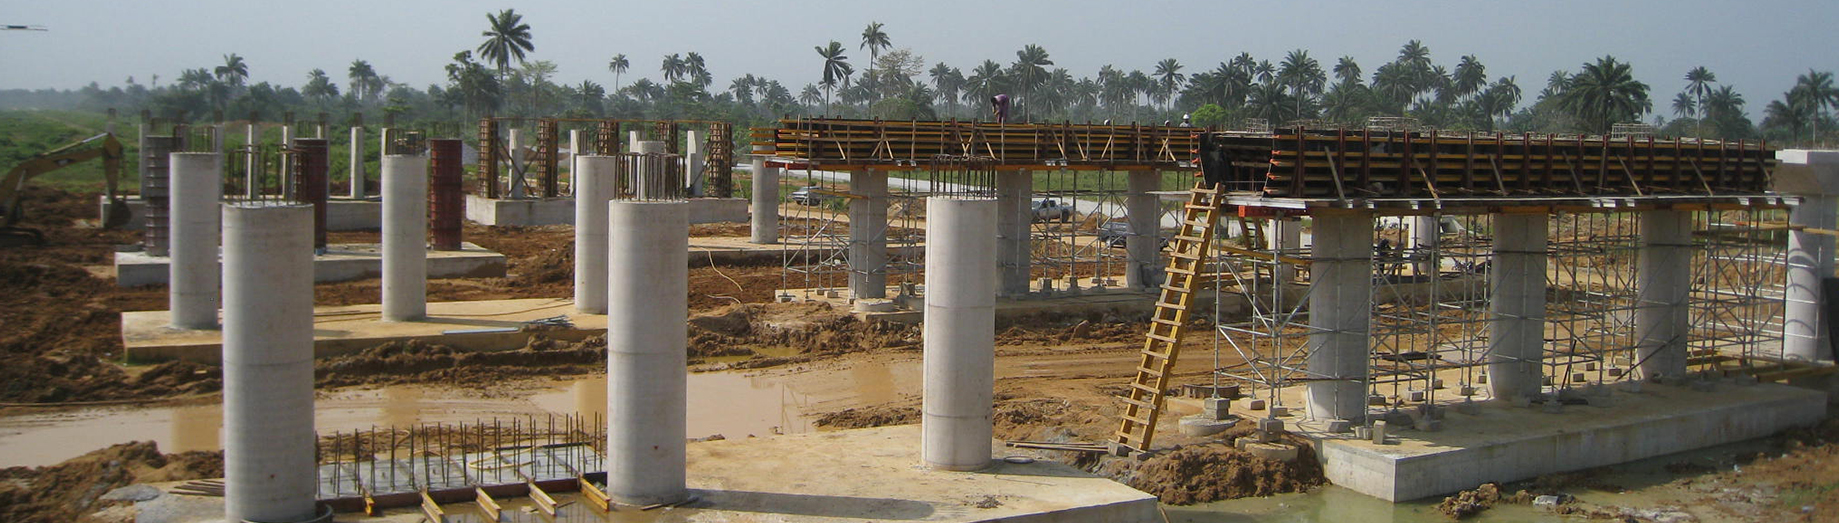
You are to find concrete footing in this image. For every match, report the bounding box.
[102,195,381,231]
[113,242,505,287]
[463,194,746,226]
[1307,381,1826,501]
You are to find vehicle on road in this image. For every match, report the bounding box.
[790,185,834,206]
[1097,220,1169,250]
[1032,198,1074,223]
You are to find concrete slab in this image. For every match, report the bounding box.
[465,194,748,226]
[1294,380,1826,501]
[121,297,604,363]
[101,195,383,231]
[112,242,505,287]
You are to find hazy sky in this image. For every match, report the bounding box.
[3,0,1835,116]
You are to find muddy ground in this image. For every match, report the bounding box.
[3,187,1837,522]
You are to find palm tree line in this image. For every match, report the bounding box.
[78,12,1839,146]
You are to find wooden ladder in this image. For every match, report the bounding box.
[1113,180,1225,455]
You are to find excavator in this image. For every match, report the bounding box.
[0,131,130,246]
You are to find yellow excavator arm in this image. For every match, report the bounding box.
[0,132,127,231]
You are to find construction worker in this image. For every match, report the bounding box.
[990,94,1011,124]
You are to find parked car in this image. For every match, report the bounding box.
[790,185,832,206]
[1031,198,1074,223]
[1097,221,1169,250]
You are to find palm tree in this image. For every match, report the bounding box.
[1558,56,1651,134]
[347,59,378,102]
[860,22,890,102]
[730,74,757,105]
[929,63,964,116]
[964,60,1005,114]
[815,41,852,115]
[1764,98,1810,138]
[1704,85,1746,135]
[477,9,534,78]
[1011,45,1053,121]
[1153,58,1185,113]
[1793,70,1837,141]
[576,80,605,115]
[1671,92,1697,120]
[1684,66,1717,136]
[1478,76,1521,131]
[215,53,248,87]
[685,52,710,90]
[1452,55,1487,100]
[799,84,823,109]
[660,54,686,84]
[1333,56,1362,87]
[1277,50,1323,120]
[303,69,339,107]
[607,54,629,93]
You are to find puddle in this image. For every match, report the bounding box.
[0,359,925,467]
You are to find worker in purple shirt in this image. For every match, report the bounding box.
[990,94,1011,124]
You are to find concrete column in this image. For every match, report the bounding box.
[1488,214,1548,400]
[1780,150,1839,362]
[1269,216,1302,283]
[567,130,583,197]
[244,122,259,198]
[382,154,428,322]
[686,130,705,196]
[634,140,666,198]
[1125,170,1161,289]
[1306,212,1373,423]
[749,155,780,244]
[279,124,295,200]
[1635,210,1693,379]
[349,125,366,199]
[996,170,1033,296]
[221,202,316,523]
[922,197,997,471]
[849,169,890,299]
[628,130,642,152]
[507,128,527,199]
[168,153,222,330]
[605,200,688,505]
[1411,215,1439,277]
[574,156,617,313]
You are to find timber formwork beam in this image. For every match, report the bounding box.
[762,118,1203,170]
[1198,128,1778,201]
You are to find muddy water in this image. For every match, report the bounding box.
[0,361,923,468]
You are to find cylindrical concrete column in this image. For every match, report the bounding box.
[1306,212,1373,422]
[349,125,366,199]
[1636,210,1694,379]
[633,141,666,199]
[1411,215,1439,277]
[749,156,780,244]
[686,130,705,196]
[1125,170,1161,289]
[996,171,1033,296]
[507,128,527,199]
[1786,195,1837,362]
[1488,213,1548,400]
[923,197,997,471]
[279,124,295,200]
[169,153,222,330]
[1268,216,1302,283]
[605,200,689,505]
[221,202,316,523]
[567,130,584,197]
[849,169,890,299]
[382,154,428,321]
[574,156,618,313]
[244,121,260,199]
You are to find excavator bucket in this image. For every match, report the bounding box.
[102,198,131,229]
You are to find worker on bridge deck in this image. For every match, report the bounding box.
[990,94,1011,124]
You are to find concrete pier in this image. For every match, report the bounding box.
[849,169,889,299]
[168,153,221,330]
[605,200,689,505]
[381,154,428,322]
[243,121,259,198]
[749,155,779,244]
[573,156,617,314]
[1636,210,1693,379]
[349,124,366,199]
[221,203,317,523]
[996,170,1032,296]
[922,197,998,471]
[1410,215,1439,276]
[686,130,705,196]
[507,129,526,199]
[1270,216,1302,283]
[1779,150,1839,362]
[1125,170,1161,289]
[1307,212,1374,423]
[1488,213,1548,400]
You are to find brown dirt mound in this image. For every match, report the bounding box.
[314,337,605,388]
[1098,442,1326,505]
[1436,482,1507,519]
[0,441,222,523]
[815,404,921,429]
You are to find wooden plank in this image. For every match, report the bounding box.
[421,490,448,523]
[579,477,611,512]
[476,487,502,521]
